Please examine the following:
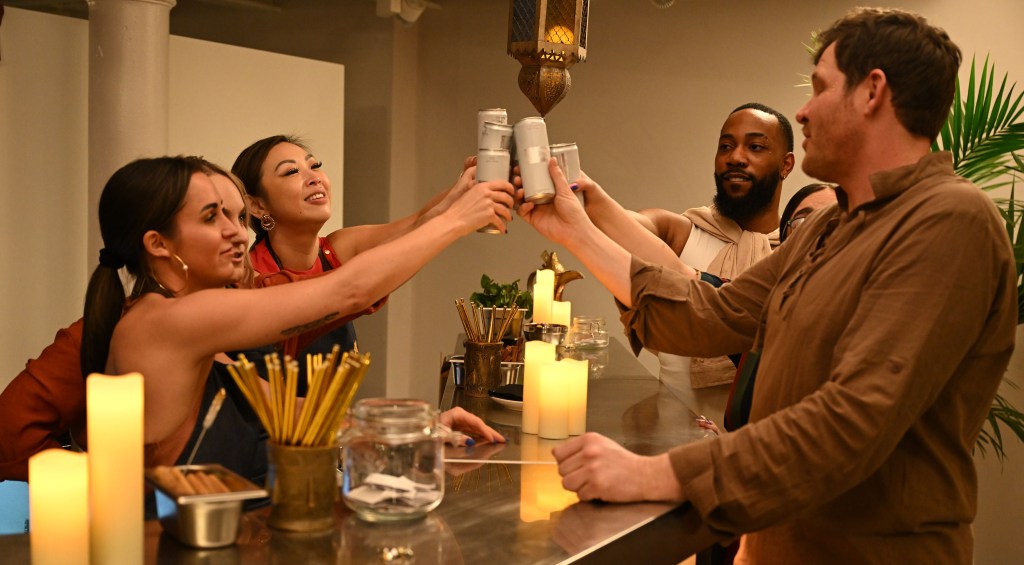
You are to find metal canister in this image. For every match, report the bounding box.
[514,117,555,204]
[477,108,508,149]
[476,148,511,234]
[550,142,581,183]
[480,121,514,151]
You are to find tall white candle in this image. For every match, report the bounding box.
[538,362,570,440]
[532,269,554,324]
[522,341,557,435]
[563,358,589,435]
[29,449,89,565]
[88,373,144,564]
[551,300,571,328]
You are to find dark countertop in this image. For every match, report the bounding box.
[0,339,720,563]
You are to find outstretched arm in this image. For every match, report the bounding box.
[634,208,693,257]
[327,160,478,262]
[571,172,696,276]
[517,160,696,305]
[125,176,516,359]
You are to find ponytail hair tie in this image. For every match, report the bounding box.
[98,247,125,269]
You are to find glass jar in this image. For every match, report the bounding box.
[562,315,609,350]
[339,398,444,522]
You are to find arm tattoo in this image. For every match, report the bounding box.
[280,312,341,337]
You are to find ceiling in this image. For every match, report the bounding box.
[3,0,425,63]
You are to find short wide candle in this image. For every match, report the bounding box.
[29,449,89,565]
[88,372,144,564]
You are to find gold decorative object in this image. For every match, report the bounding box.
[507,0,590,116]
[528,250,584,300]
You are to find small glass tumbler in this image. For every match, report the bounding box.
[563,316,609,350]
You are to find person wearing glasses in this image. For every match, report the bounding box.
[779,183,838,243]
[699,182,839,438]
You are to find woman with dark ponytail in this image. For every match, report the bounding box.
[2,154,506,482]
[79,154,510,474]
[81,157,206,378]
[1,158,253,480]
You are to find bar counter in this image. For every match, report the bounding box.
[0,339,718,563]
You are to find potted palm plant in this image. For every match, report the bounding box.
[933,56,1024,460]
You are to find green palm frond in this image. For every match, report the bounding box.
[976,390,1024,462]
[933,56,1024,190]
[996,153,1024,320]
[930,56,1024,462]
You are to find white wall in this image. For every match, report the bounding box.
[0,9,344,391]
[0,9,89,391]
[168,36,345,217]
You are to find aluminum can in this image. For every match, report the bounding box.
[513,117,555,204]
[477,108,508,149]
[550,142,581,183]
[476,148,511,234]
[480,122,514,151]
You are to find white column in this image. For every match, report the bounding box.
[87,0,176,259]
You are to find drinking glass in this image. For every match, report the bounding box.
[563,316,608,350]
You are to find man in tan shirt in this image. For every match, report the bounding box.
[631,103,794,423]
[517,7,1017,563]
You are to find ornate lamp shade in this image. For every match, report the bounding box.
[507,0,590,116]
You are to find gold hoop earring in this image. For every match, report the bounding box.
[260,214,276,231]
[173,254,190,280]
[154,254,190,295]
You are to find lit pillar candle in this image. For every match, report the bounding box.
[532,269,554,324]
[29,449,89,565]
[551,300,571,328]
[88,373,144,564]
[563,358,589,435]
[538,362,570,440]
[522,341,557,435]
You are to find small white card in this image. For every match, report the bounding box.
[346,485,393,506]
[365,473,417,493]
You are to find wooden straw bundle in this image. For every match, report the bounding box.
[226,345,371,447]
[454,298,519,344]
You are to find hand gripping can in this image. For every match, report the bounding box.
[514,117,555,205]
[550,142,581,184]
[476,148,511,234]
[477,108,508,149]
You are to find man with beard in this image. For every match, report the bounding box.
[630,103,794,422]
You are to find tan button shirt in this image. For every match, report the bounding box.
[619,152,1017,563]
